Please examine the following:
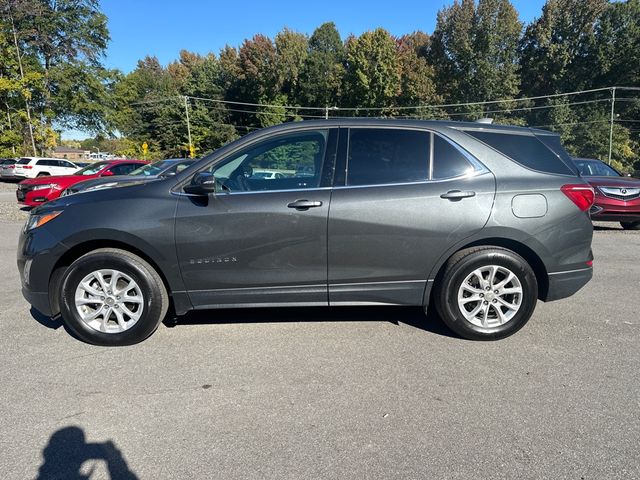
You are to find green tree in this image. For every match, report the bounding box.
[430,0,522,118]
[297,22,345,110]
[344,28,401,113]
[519,0,608,96]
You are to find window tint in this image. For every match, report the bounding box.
[211,130,328,192]
[465,130,573,175]
[60,161,76,168]
[17,158,32,165]
[347,129,430,186]
[109,163,139,175]
[37,159,55,166]
[432,136,475,179]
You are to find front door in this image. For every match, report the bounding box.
[175,128,337,308]
[328,127,496,306]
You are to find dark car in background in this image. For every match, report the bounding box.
[61,158,194,196]
[18,119,594,346]
[573,157,640,230]
[16,159,147,207]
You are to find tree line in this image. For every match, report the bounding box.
[1,0,639,172]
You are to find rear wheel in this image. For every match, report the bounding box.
[59,248,169,346]
[620,221,640,230]
[434,247,538,340]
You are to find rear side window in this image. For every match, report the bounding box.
[465,130,574,175]
[37,159,55,166]
[432,136,475,179]
[347,129,430,186]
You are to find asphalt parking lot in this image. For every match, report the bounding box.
[0,180,639,479]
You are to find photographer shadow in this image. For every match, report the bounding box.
[37,426,137,480]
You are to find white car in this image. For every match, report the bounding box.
[251,169,287,179]
[13,157,80,179]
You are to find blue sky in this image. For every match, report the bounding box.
[100,0,547,73]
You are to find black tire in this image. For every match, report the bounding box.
[59,248,169,346]
[620,221,640,230]
[434,247,538,340]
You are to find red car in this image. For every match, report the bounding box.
[17,159,148,207]
[573,157,640,230]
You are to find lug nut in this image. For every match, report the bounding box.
[494,290,499,294]
[485,286,490,291]
[484,301,488,305]
[480,293,484,297]
[492,299,497,303]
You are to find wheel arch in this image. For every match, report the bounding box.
[48,239,185,316]
[424,236,549,307]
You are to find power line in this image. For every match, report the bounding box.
[128,85,640,113]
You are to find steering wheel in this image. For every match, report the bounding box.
[228,164,253,191]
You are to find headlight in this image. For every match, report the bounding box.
[24,211,62,232]
[32,183,57,191]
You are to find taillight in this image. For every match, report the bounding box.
[561,184,594,211]
[8,165,14,168]
[23,165,32,169]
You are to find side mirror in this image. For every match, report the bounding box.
[184,171,217,195]
[101,170,114,176]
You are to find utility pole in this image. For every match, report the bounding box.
[183,96,193,157]
[10,14,37,156]
[608,87,616,165]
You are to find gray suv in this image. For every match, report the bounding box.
[17,119,594,346]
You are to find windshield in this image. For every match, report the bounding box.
[573,159,621,177]
[129,160,174,176]
[75,161,110,175]
[17,158,32,165]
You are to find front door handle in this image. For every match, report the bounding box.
[287,199,323,210]
[440,190,476,201]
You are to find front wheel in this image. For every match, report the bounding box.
[434,247,538,340]
[59,248,169,346]
[620,221,640,230]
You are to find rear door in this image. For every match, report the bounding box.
[175,128,337,308]
[328,127,496,306]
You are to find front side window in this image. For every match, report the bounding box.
[346,129,430,186]
[210,130,328,192]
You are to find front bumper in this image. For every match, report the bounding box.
[544,266,593,302]
[17,187,60,207]
[17,224,65,317]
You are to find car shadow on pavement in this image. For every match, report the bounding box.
[37,426,138,479]
[165,306,460,339]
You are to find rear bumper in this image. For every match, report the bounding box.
[543,267,592,302]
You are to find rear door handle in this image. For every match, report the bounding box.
[287,199,323,210]
[440,190,476,201]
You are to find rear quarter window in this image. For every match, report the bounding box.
[464,130,574,175]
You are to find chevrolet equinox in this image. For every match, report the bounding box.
[18,119,594,345]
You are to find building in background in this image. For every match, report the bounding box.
[52,146,91,160]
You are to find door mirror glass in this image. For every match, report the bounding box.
[184,172,217,195]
